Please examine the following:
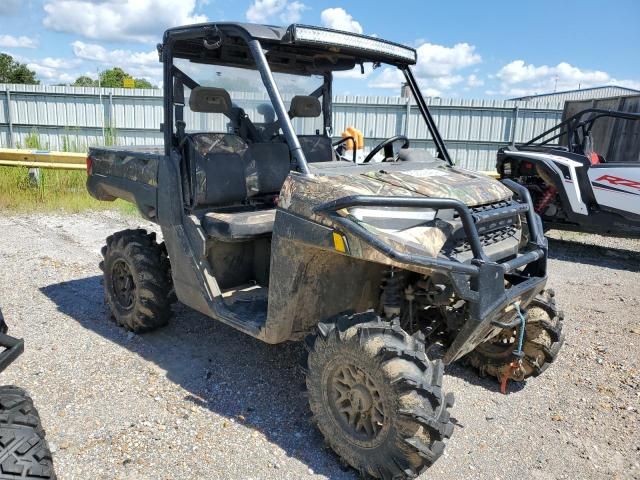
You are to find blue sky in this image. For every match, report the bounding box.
[1,0,639,98]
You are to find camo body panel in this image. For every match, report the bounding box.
[277,164,510,268]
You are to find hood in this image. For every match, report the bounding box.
[308,161,512,206]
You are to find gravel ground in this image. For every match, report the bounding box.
[0,211,638,480]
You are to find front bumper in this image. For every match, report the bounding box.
[315,179,548,364]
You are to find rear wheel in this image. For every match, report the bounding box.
[100,229,172,332]
[0,386,56,480]
[304,312,454,479]
[465,289,565,382]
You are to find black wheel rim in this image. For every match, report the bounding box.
[475,327,520,360]
[327,362,386,445]
[111,259,135,310]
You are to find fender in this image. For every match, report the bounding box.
[501,150,589,217]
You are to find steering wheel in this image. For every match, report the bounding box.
[362,135,410,163]
[332,136,357,163]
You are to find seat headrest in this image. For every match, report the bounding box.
[289,95,321,118]
[189,87,232,115]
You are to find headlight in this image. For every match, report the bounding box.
[346,206,437,232]
[291,25,417,63]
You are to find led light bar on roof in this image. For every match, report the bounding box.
[291,25,417,64]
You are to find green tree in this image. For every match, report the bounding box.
[0,53,39,84]
[97,67,155,88]
[73,75,98,87]
[134,78,153,89]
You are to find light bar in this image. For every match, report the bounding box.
[291,25,417,64]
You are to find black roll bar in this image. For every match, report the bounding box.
[524,108,640,147]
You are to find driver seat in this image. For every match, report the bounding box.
[289,96,336,163]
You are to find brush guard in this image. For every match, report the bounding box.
[314,179,548,364]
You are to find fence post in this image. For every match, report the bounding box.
[510,104,520,146]
[6,88,15,148]
[404,96,411,137]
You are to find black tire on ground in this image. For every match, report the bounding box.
[100,229,172,332]
[465,289,565,381]
[0,386,56,480]
[304,312,454,479]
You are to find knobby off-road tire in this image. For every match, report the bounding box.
[304,312,454,479]
[0,386,56,480]
[466,289,565,381]
[100,229,172,332]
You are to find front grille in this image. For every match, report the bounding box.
[450,224,519,254]
[443,198,522,256]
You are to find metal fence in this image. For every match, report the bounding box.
[0,84,564,171]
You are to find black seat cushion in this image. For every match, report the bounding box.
[202,209,276,241]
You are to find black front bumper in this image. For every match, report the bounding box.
[315,179,548,364]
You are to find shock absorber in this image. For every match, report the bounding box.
[381,267,405,319]
[535,186,557,214]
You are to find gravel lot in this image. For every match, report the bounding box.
[0,211,638,480]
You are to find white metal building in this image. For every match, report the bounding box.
[509,85,640,104]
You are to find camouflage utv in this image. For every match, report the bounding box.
[86,22,564,479]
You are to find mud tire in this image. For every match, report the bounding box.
[304,312,454,479]
[465,289,565,381]
[100,229,172,332]
[0,386,56,479]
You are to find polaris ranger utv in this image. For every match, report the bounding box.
[87,22,563,479]
[497,108,640,237]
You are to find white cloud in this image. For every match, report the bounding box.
[43,0,207,43]
[0,35,37,49]
[320,8,363,34]
[493,60,640,96]
[26,57,81,84]
[246,0,308,24]
[368,41,481,97]
[413,42,481,79]
[72,41,157,66]
[72,41,162,82]
[466,74,484,88]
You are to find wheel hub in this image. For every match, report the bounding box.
[111,259,135,309]
[328,363,385,443]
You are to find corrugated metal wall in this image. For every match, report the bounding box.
[510,86,639,104]
[0,84,564,171]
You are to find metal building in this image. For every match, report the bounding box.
[509,85,640,104]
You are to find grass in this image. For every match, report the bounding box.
[2,127,138,215]
[0,166,138,214]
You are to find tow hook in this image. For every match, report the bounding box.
[499,303,527,394]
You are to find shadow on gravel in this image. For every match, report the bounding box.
[548,238,640,273]
[40,275,355,479]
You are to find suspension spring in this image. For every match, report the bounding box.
[535,186,557,214]
[381,268,405,319]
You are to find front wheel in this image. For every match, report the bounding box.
[465,289,565,383]
[304,312,454,479]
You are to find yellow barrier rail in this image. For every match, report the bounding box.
[0,148,86,170]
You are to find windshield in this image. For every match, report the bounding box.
[174,58,324,136]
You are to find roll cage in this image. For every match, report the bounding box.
[158,22,453,174]
[523,108,640,157]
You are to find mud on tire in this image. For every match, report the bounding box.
[465,289,565,381]
[304,312,454,479]
[100,229,172,332]
[0,386,56,480]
